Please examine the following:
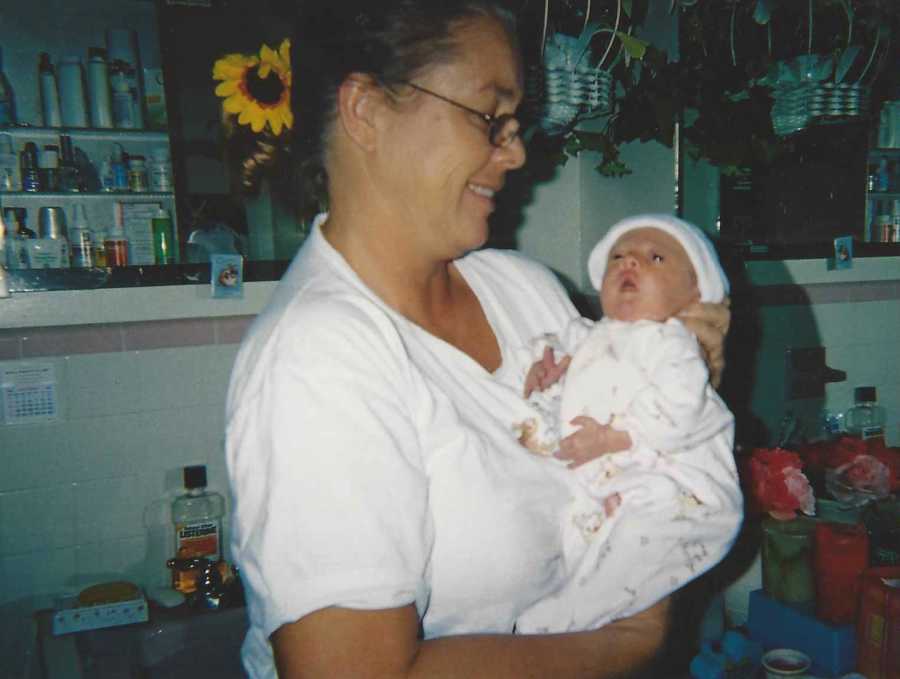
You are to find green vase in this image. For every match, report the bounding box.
[761,516,816,604]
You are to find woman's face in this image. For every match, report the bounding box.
[599,228,700,322]
[377,15,526,259]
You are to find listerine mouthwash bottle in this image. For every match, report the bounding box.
[171,465,225,592]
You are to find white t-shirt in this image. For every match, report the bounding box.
[225,216,584,677]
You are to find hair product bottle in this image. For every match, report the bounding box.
[57,55,89,128]
[86,47,113,129]
[38,53,62,128]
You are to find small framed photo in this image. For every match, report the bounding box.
[832,236,853,270]
[211,254,244,298]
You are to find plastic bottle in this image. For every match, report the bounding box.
[0,46,16,126]
[151,207,175,264]
[57,55,89,128]
[110,145,129,192]
[99,154,115,192]
[20,142,41,192]
[107,29,144,129]
[0,132,19,191]
[69,204,93,268]
[171,465,225,593]
[127,154,148,192]
[58,135,80,192]
[3,208,32,270]
[38,144,60,192]
[104,221,129,266]
[86,47,113,129]
[38,53,63,128]
[149,147,173,192]
[844,386,886,440]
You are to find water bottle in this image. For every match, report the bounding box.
[39,53,63,127]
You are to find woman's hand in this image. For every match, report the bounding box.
[677,298,731,389]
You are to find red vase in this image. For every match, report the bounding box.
[814,521,869,624]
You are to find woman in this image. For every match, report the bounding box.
[225,2,731,677]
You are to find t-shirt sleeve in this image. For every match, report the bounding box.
[616,321,730,452]
[226,298,431,638]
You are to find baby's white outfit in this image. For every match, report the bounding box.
[512,315,741,633]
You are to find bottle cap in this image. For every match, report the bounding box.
[39,52,54,71]
[854,386,876,403]
[87,47,108,62]
[183,465,207,490]
[106,28,138,64]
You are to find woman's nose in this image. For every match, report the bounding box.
[495,135,526,170]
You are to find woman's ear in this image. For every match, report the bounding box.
[336,74,381,152]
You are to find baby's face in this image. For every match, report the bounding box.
[600,227,699,322]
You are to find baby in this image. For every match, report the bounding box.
[512,214,743,634]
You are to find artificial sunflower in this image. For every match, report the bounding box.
[213,38,293,136]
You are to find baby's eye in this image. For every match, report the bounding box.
[651,253,664,263]
[611,253,623,260]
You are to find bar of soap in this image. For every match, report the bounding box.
[77,581,141,606]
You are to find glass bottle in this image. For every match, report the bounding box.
[20,142,41,192]
[845,386,886,440]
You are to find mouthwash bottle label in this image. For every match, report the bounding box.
[175,519,221,562]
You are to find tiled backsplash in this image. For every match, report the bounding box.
[0,278,898,624]
[0,315,253,608]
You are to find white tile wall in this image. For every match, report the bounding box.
[0,342,238,607]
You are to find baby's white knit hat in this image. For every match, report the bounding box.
[587,213,730,303]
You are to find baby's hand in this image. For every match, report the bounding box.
[523,346,571,397]
[555,416,632,468]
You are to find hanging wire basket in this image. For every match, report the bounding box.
[528,62,614,134]
[770,80,870,136]
[757,1,881,137]
[526,0,626,135]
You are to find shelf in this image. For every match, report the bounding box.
[869,147,900,158]
[0,126,169,142]
[868,192,900,200]
[1,191,174,199]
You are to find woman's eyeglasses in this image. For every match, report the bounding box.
[399,81,520,149]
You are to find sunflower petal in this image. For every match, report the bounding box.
[278,39,291,64]
[269,112,284,136]
[215,80,239,97]
[282,108,294,130]
[224,93,250,114]
[259,44,278,64]
[258,62,272,78]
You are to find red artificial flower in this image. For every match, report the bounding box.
[746,447,815,520]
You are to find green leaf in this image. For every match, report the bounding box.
[618,33,649,60]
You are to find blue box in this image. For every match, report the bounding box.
[746,589,856,677]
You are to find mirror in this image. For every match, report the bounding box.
[157,0,305,268]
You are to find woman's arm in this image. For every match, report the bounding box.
[676,299,730,389]
[273,596,671,679]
